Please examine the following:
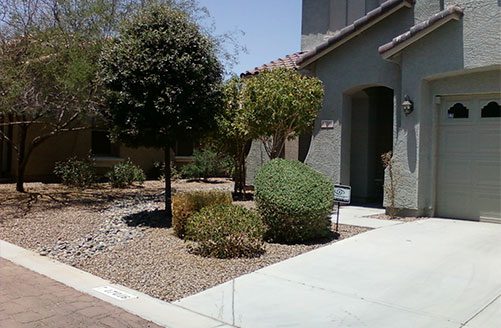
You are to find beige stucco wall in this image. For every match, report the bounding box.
[5,126,165,182]
[11,127,91,182]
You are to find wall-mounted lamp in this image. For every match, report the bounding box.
[402,95,414,116]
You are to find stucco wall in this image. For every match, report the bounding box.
[397,1,500,214]
[13,128,91,182]
[119,146,164,176]
[304,7,413,186]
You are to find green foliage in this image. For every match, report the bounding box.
[106,160,146,188]
[172,190,232,238]
[99,4,223,148]
[242,68,324,158]
[214,77,253,194]
[54,157,96,188]
[185,204,266,258]
[255,159,334,243]
[152,161,181,180]
[180,148,233,180]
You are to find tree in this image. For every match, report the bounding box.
[0,0,112,192]
[242,68,324,159]
[216,77,253,196]
[99,4,223,225]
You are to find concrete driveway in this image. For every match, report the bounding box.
[176,219,501,328]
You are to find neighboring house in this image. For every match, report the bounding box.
[0,118,195,182]
[248,0,501,222]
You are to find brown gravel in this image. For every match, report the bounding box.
[368,214,428,222]
[0,180,370,302]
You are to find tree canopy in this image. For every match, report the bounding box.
[242,68,324,159]
[99,4,224,222]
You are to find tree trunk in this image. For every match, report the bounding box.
[15,124,28,192]
[164,145,172,226]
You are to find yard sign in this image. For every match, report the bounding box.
[334,184,351,232]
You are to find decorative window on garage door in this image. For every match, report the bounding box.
[481,101,501,118]
[447,103,469,119]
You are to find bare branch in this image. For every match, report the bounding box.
[0,129,19,153]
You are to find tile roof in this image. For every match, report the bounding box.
[297,0,415,67]
[240,51,306,77]
[378,5,464,57]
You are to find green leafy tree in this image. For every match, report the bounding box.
[216,76,253,195]
[242,68,324,159]
[99,4,223,224]
[0,0,115,192]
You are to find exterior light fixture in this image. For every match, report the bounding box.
[402,95,414,115]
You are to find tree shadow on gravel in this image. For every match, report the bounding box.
[122,209,171,228]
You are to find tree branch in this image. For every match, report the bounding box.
[0,129,19,153]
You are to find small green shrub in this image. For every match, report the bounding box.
[107,160,145,188]
[151,161,181,180]
[185,204,266,258]
[172,190,232,238]
[54,157,96,188]
[255,159,334,243]
[180,148,233,181]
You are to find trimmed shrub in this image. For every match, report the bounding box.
[185,204,266,258]
[180,148,233,181]
[54,157,96,188]
[172,190,232,238]
[255,159,334,243]
[107,160,145,188]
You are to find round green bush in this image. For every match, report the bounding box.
[185,204,266,258]
[255,159,334,243]
[54,157,96,188]
[107,160,145,188]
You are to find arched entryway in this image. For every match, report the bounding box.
[349,86,393,205]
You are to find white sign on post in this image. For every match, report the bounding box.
[334,184,351,204]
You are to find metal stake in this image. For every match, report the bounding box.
[335,202,340,232]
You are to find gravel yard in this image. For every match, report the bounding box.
[0,180,370,302]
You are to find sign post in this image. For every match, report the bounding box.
[333,184,351,232]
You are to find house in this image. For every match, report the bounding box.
[248,0,500,222]
[0,119,195,182]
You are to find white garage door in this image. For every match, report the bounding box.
[437,94,501,222]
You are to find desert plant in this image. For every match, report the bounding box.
[54,157,96,188]
[255,159,334,243]
[185,204,266,258]
[381,151,399,218]
[152,161,181,181]
[172,190,232,238]
[107,160,145,188]
[180,148,233,181]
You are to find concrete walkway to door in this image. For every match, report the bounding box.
[176,219,501,328]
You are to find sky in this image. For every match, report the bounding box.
[197,0,302,76]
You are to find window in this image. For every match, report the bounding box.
[481,101,501,118]
[447,103,469,119]
[91,130,113,156]
[175,138,194,156]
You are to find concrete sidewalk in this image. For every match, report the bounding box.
[176,219,501,328]
[333,205,399,228]
[0,240,232,328]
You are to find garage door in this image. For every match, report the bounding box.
[437,94,501,222]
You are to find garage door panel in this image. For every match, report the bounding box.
[473,129,501,153]
[437,94,500,221]
[475,192,501,219]
[438,159,472,185]
[436,189,473,219]
[439,129,472,154]
[473,161,501,188]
